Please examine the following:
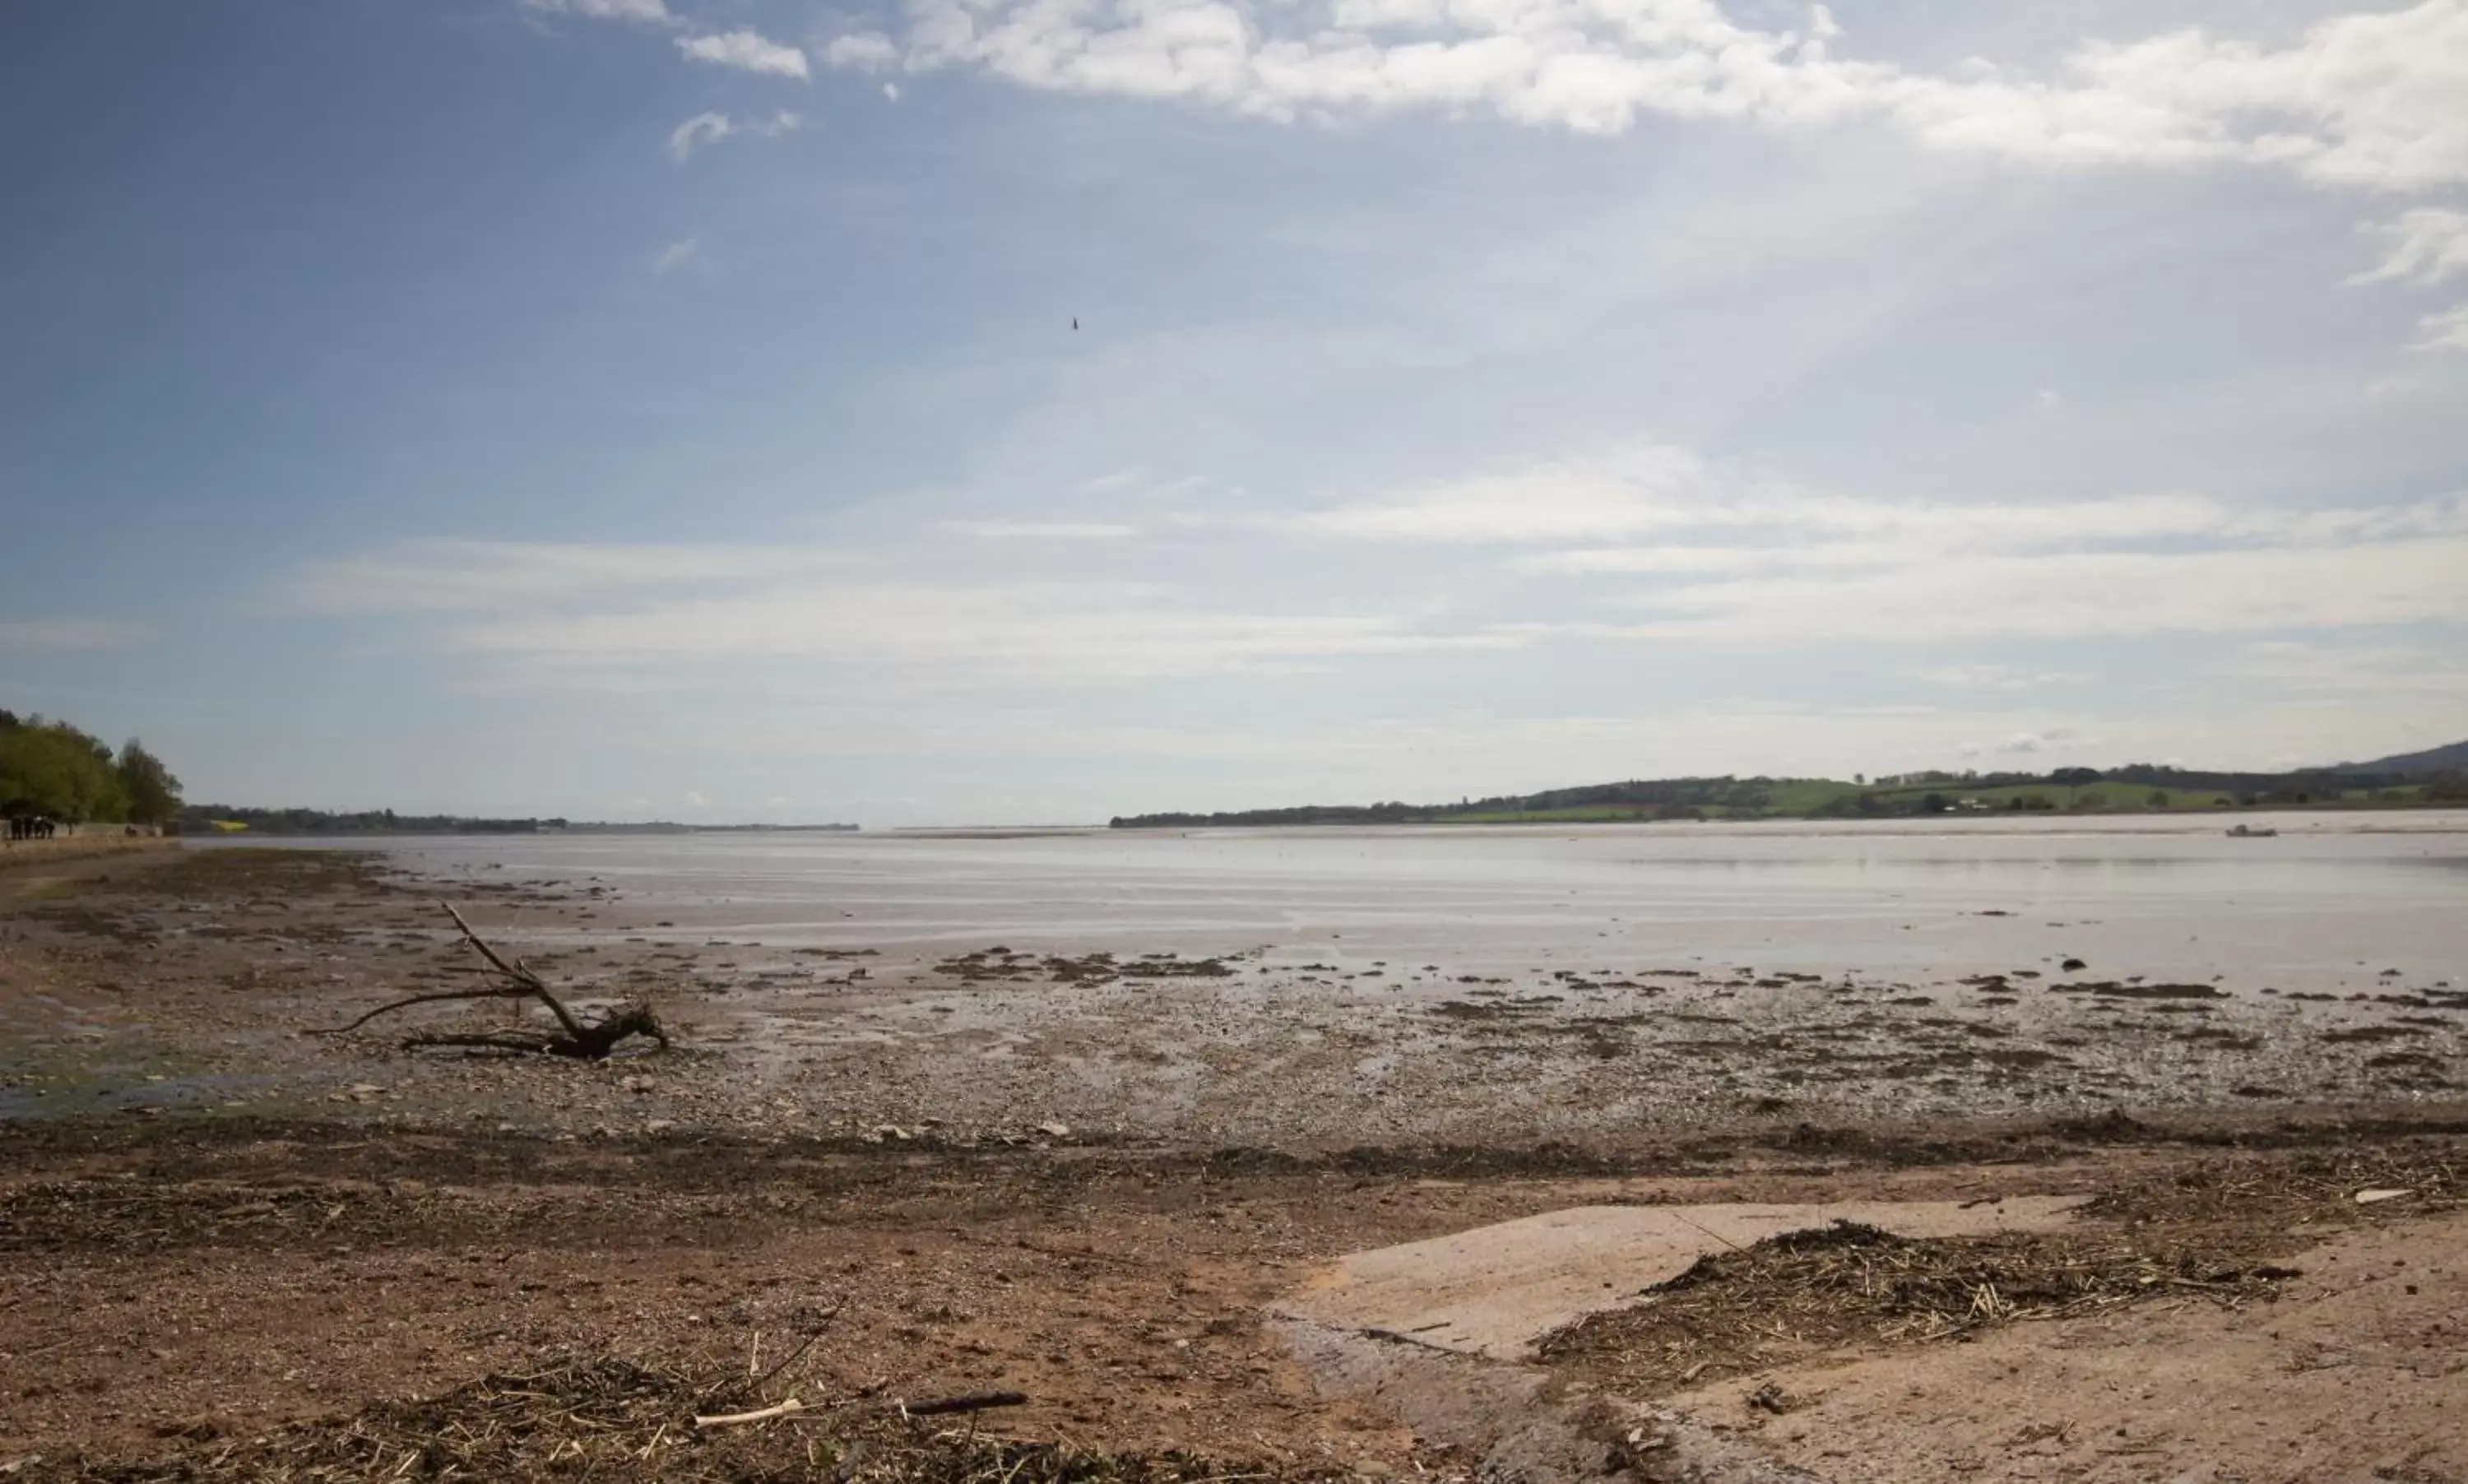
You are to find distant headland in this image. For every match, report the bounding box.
[1108,740,2468,829]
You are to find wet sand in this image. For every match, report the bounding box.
[8,828,2460,1142]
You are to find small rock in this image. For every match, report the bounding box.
[2062,957,2088,972]
[643,1119,677,1134]
[1037,1122,1071,1139]
[2354,1188,2413,1205]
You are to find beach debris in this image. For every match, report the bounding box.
[695,1396,806,1428]
[314,902,669,1060]
[79,1349,1061,1482]
[2354,1189,2413,1206]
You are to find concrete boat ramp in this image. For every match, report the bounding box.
[1273,1196,2090,1482]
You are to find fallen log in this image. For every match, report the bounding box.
[314,902,669,1059]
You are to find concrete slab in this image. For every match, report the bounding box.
[1276,1197,2090,1361]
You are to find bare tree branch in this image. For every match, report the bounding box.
[313,902,668,1060]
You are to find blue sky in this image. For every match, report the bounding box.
[2,0,2465,824]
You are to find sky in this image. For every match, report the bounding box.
[2,0,2466,825]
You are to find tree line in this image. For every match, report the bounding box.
[0,709,183,826]
[178,805,567,835]
[1111,753,2468,828]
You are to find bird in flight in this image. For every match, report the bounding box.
[1072,318,1079,331]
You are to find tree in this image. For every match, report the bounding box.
[2147,790,2169,809]
[0,716,129,822]
[117,739,183,825]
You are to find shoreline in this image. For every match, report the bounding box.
[3,843,2463,1482]
[7,839,2462,1142]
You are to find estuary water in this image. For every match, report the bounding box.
[225,809,2468,995]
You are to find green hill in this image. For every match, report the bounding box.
[1109,744,2468,828]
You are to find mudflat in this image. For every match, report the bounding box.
[1,845,2461,1482]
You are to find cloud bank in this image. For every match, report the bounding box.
[823,0,2468,192]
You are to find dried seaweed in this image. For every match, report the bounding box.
[26,1353,1325,1483]
[1539,1149,2461,1397]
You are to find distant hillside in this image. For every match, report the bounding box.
[2336,740,2468,777]
[1110,743,2468,828]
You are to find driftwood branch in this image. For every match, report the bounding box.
[313,985,540,1038]
[898,1392,1029,1419]
[313,902,669,1060]
[442,902,587,1041]
[698,1390,1030,1432]
[695,1398,805,1429]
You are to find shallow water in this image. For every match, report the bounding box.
[223,810,2468,995]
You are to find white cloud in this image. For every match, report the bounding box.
[884,81,902,100]
[1603,540,2468,642]
[1322,448,2468,559]
[668,112,732,161]
[277,539,856,614]
[939,520,1140,537]
[2415,302,2468,350]
[0,618,151,652]
[833,0,2468,192]
[442,581,1516,680]
[1992,728,2090,755]
[653,236,698,273]
[683,790,709,807]
[1909,665,2086,690]
[1306,444,1719,542]
[677,29,810,79]
[825,32,901,71]
[1301,441,2468,645]
[2226,639,2468,696]
[2350,208,2468,285]
[526,0,670,23]
[667,110,802,162]
[277,540,1515,685]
